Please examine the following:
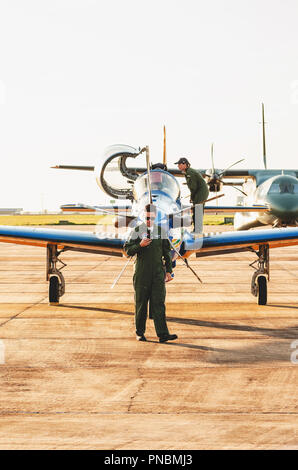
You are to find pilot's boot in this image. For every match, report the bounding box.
[159,334,178,343]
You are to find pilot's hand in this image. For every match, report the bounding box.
[140,237,152,247]
[165,272,173,282]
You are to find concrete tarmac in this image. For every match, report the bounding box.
[0,225,297,449]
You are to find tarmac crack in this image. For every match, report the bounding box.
[127,369,146,413]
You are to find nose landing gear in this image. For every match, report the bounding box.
[250,244,269,305]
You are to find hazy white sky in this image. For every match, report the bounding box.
[1,0,298,210]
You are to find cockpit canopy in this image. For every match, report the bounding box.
[269,176,298,195]
[133,170,181,202]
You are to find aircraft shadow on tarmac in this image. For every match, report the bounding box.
[144,336,296,365]
[166,315,298,340]
[61,304,298,364]
[267,304,298,310]
[61,303,298,340]
[206,340,296,365]
[60,304,134,316]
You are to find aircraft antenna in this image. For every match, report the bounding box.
[262,103,267,169]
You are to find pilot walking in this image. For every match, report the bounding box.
[175,157,209,232]
[124,204,178,343]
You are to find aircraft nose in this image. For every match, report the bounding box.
[267,193,298,221]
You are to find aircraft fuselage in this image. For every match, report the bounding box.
[234,173,298,229]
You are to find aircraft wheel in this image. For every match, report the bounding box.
[49,275,60,304]
[257,275,267,305]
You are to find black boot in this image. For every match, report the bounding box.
[136,334,147,341]
[159,334,178,343]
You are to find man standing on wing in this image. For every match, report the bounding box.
[175,157,209,233]
[124,204,177,343]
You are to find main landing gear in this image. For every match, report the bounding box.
[47,245,66,305]
[250,244,269,305]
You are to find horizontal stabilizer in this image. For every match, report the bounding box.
[51,165,95,171]
[61,204,131,213]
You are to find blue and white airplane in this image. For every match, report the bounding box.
[0,143,298,306]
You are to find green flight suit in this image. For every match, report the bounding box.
[185,167,209,231]
[124,224,172,338]
[185,167,209,204]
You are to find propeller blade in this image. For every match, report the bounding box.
[211,143,215,174]
[218,158,245,177]
[145,146,153,204]
[231,186,248,197]
[110,256,133,289]
[168,238,202,283]
[262,102,267,169]
[83,205,134,219]
[172,194,225,216]
[163,125,167,166]
[205,193,225,203]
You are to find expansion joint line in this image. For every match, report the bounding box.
[0,302,41,329]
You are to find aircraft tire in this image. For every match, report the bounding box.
[49,275,60,304]
[257,275,267,305]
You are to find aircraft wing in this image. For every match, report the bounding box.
[0,224,297,260]
[0,226,126,257]
[165,168,251,179]
[1,224,298,306]
[165,168,298,181]
[204,205,269,213]
[182,227,298,258]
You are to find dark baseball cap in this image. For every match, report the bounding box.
[174,157,190,165]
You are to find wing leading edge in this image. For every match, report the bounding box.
[0,225,125,257]
[182,226,298,258]
[0,225,298,257]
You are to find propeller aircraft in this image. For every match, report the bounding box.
[177,104,298,230]
[0,121,298,306]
